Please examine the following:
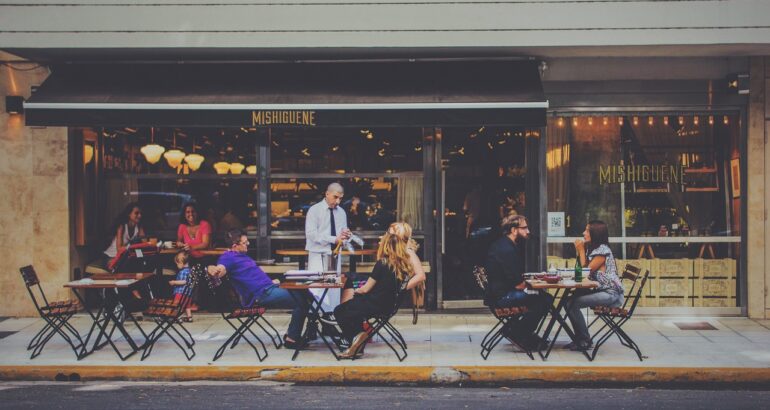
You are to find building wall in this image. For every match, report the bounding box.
[0,53,69,316]
[0,0,769,51]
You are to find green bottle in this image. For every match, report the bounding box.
[574,258,583,282]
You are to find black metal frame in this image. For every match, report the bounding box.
[20,265,85,359]
[140,265,203,361]
[472,266,534,360]
[207,276,283,362]
[348,281,411,362]
[587,265,650,361]
[288,287,346,361]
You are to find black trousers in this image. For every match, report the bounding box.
[334,295,384,342]
[495,289,553,336]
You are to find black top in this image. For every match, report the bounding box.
[483,235,525,306]
[361,260,400,314]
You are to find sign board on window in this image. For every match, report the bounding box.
[547,212,565,237]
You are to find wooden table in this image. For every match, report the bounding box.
[279,275,346,361]
[275,248,377,271]
[64,272,154,360]
[159,247,229,257]
[526,278,599,361]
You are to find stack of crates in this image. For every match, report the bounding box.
[692,258,737,307]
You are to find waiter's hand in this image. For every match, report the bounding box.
[515,281,527,290]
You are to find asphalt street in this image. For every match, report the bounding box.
[0,381,768,409]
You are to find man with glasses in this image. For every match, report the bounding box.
[484,215,551,350]
[208,229,309,349]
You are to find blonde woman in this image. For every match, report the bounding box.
[335,222,425,359]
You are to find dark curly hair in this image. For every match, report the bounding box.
[180,202,205,226]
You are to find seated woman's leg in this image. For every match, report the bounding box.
[566,289,620,343]
[334,297,372,342]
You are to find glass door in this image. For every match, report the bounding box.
[438,126,532,303]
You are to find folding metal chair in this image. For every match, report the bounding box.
[206,274,282,362]
[140,264,203,361]
[348,279,410,361]
[473,265,534,360]
[20,265,85,359]
[587,264,650,361]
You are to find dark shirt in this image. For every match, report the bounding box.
[484,235,525,306]
[360,260,399,314]
[217,251,273,307]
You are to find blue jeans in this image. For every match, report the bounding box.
[566,289,624,343]
[257,285,309,340]
[496,289,553,336]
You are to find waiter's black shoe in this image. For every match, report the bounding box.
[305,323,319,341]
[283,335,307,350]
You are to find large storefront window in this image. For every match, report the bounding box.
[74,127,260,248]
[546,114,742,308]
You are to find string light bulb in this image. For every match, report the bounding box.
[693,116,699,126]
[708,116,714,125]
[618,117,624,126]
[648,116,654,126]
[663,116,669,126]
[632,116,639,126]
[678,116,685,126]
[723,115,729,125]
[603,117,608,126]
[572,117,578,127]
[587,117,593,126]
[557,117,564,127]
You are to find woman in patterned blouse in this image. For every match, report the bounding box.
[567,220,625,351]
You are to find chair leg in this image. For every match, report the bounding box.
[254,315,283,349]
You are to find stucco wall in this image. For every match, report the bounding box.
[0,54,69,316]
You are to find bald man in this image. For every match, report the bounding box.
[305,182,351,313]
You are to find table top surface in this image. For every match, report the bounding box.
[525,278,599,290]
[65,273,155,289]
[279,275,347,289]
[159,248,229,256]
[275,248,377,256]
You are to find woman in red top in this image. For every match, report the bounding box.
[176,202,212,258]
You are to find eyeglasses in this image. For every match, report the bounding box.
[517,226,529,230]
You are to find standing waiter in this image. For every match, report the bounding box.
[305,182,351,313]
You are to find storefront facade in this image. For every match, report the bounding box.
[1,1,769,318]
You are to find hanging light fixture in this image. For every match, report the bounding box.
[246,165,257,175]
[83,144,94,165]
[140,128,166,164]
[230,162,245,174]
[164,129,186,168]
[213,161,231,175]
[184,136,205,171]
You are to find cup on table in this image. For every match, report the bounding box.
[148,237,158,246]
[135,273,143,280]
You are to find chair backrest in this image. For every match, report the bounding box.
[205,270,243,310]
[473,265,488,291]
[173,264,203,312]
[19,265,48,312]
[619,263,649,315]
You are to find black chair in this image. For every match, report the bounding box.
[587,264,650,361]
[347,279,410,361]
[140,264,204,361]
[20,265,85,359]
[473,265,534,360]
[206,274,282,362]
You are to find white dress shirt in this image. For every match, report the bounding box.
[305,199,348,255]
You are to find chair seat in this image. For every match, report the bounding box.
[144,305,179,319]
[227,306,266,319]
[493,306,528,318]
[592,306,629,317]
[149,298,179,308]
[84,264,110,275]
[42,304,80,317]
[42,299,79,310]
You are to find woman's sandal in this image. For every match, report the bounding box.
[182,317,193,323]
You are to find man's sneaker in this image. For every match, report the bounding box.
[321,323,343,338]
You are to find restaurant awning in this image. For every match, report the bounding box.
[24,60,547,127]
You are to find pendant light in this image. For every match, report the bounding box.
[140,128,166,164]
[184,136,205,171]
[213,161,231,175]
[163,129,186,168]
[246,165,257,175]
[229,162,245,175]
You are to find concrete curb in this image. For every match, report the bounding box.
[2,365,770,385]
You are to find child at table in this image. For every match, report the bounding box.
[169,251,194,322]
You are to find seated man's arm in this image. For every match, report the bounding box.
[207,264,227,278]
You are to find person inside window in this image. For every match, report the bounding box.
[176,202,212,259]
[101,202,146,269]
[334,222,425,359]
[207,229,309,349]
[484,214,551,350]
[567,220,625,351]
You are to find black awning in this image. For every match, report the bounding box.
[24,60,547,127]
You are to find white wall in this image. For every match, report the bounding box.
[0,0,769,51]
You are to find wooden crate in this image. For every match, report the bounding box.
[652,259,694,277]
[693,297,737,308]
[636,294,657,307]
[657,296,693,307]
[547,256,567,269]
[694,258,737,279]
[653,277,691,298]
[694,277,736,298]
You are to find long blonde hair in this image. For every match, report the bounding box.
[377,222,414,282]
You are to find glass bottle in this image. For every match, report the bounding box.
[574,258,583,282]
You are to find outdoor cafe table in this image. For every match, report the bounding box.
[159,247,230,257]
[64,273,154,361]
[526,277,599,361]
[280,274,346,361]
[274,249,377,271]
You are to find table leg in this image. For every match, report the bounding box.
[288,288,342,361]
[538,288,591,361]
[299,258,306,270]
